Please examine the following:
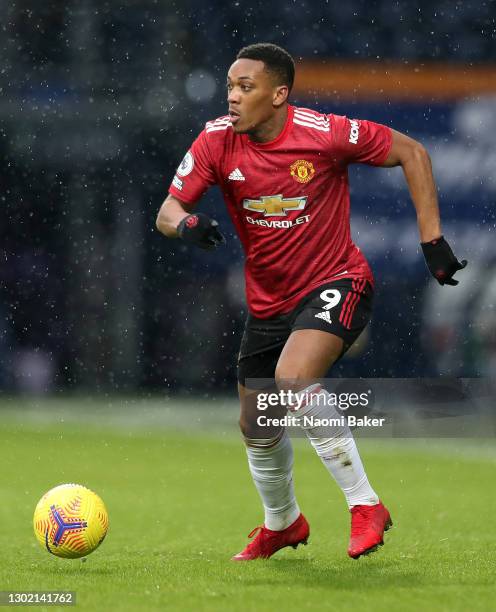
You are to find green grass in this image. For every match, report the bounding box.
[0,398,495,611]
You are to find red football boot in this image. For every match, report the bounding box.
[348,501,392,559]
[231,514,310,561]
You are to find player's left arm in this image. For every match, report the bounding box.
[381,129,467,286]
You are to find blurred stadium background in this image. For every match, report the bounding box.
[1,4,495,610]
[0,0,495,395]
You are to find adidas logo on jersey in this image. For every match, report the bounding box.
[228,168,245,181]
[315,311,332,325]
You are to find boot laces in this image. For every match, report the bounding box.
[247,526,263,539]
[242,525,273,556]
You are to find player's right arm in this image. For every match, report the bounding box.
[155,130,225,250]
[156,195,225,249]
[155,194,192,238]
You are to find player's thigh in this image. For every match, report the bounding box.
[237,313,290,438]
[275,330,344,388]
[275,279,373,387]
[237,311,291,385]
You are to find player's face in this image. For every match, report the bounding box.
[227,59,284,134]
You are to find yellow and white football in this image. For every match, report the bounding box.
[33,484,109,558]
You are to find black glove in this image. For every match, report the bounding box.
[421,235,467,286]
[177,213,225,250]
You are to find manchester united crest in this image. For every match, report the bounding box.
[290,159,315,184]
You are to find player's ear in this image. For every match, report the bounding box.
[273,85,289,108]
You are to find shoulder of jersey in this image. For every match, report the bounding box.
[293,106,331,133]
[205,115,232,135]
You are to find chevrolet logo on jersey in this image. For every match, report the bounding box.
[243,195,307,217]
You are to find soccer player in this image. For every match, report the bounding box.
[156,43,466,560]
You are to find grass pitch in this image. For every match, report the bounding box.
[0,397,495,611]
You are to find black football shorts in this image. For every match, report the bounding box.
[237,278,373,385]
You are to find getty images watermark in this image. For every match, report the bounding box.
[245,378,496,438]
[255,385,386,429]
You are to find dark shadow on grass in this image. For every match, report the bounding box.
[41,563,121,576]
[238,558,424,590]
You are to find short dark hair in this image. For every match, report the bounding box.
[236,43,295,93]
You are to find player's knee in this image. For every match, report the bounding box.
[274,364,308,392]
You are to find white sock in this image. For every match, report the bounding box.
[245,430,301,531]
[292,385,379,508]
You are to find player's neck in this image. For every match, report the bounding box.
[248,105,288,144]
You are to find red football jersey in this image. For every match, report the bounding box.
[168,105,392,318]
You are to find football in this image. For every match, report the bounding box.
[33,484,109,558]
